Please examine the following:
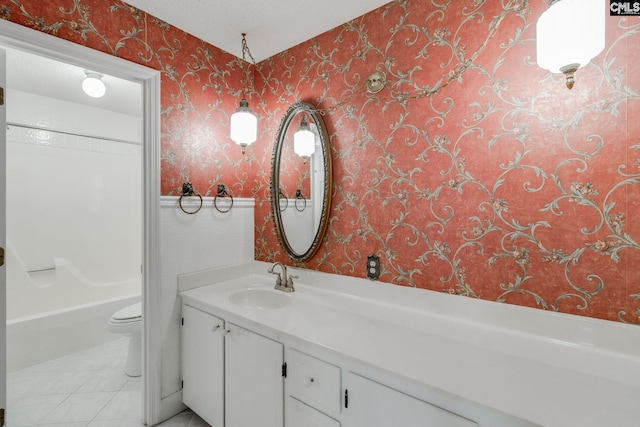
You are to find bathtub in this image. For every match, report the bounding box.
[6,246,141,372]
[7,294,141,372]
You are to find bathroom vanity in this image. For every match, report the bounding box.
[179,265,640,427]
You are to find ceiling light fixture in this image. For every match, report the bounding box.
[82,70,106,98]
[293,116,315,163]
[230,33,258,154]
[536,0,605,89]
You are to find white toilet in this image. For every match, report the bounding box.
[107,302,142,377]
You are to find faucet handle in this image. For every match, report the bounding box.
[268,270,282,286]
[287,274,298,290]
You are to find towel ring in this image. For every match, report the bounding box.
[278,189,288,211]
[214,184,234,213]
[295,189,307,212]
[179,182,203,214]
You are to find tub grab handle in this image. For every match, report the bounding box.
[27,266,56,273]
[178,182,203,215]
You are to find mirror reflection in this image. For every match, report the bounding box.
[271,102,332,262]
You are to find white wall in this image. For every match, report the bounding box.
[159,196,255,412]
[6,89,142,319]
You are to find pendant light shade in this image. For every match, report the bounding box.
[230,97,257,154]
[536,0,605,89]
[293,116,315,162]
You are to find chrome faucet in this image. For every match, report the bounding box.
[268,262,296,293]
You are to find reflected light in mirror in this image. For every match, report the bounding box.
[294,116,315,162]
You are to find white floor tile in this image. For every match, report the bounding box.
[93,390,141,421]
[34,422,87,427]
[7,339,208,427]
[8,393,68,425]
[87,420,144,427]
[76,369,129,393]
[44,392,115,423]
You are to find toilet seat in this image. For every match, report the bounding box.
[110,302,142,324]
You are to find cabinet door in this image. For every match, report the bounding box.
[225,323,284,427]
[346,372,477,427]
[181,304,224,426]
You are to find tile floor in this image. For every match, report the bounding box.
[7,338,210,427]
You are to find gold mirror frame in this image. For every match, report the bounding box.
[270,102,332,262]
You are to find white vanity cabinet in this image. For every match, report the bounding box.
[225,322,284,427]
[181,303,284,427]
[345,372,478,427]
[181,304,224,426]
[179,280,542,427]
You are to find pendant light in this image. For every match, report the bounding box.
[230,33,257,154]
[536,0,605,89]
[293,116,315,163]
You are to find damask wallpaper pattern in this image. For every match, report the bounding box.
[252,0,640,325]
[2,0,639,324]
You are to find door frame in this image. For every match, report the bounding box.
[0,19,162,425]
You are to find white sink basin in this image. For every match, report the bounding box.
[229,288,291,309]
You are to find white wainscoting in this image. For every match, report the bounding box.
[159,196,255,416]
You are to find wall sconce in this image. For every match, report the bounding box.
[536,0,604,89]
[82,71,106,98]
[230,33,258,154]
[293,115,315,163]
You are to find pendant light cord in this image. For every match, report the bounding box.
[240,33,252,100]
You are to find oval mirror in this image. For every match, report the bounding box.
[271,102,332,262]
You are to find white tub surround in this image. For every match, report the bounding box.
[179,262,640,427]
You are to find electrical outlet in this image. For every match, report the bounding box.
[367,255,380,280]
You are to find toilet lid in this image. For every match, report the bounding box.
[112,302,142,322]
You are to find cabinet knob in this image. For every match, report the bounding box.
[305,377,315,388]
[212,324,221,332]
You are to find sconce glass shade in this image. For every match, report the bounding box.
[294,117,315,161]
[230,98,257,154]
[536,0,604,88]
[82,71,106,98]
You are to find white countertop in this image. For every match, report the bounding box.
[179,266,640,427]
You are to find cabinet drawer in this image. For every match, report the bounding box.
[288,349,341,414]
[289,396,341,427]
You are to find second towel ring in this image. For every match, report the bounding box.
[214,184,234,213]
[295,189,307,212]
[179,182,203,214]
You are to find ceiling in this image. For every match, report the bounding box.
[4,1,390,116]
[123,0,391,62]
[5,47,142,117]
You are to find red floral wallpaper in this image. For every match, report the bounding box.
[252,0,640,325]
[3,0,640,324]
[0,0,253,198]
